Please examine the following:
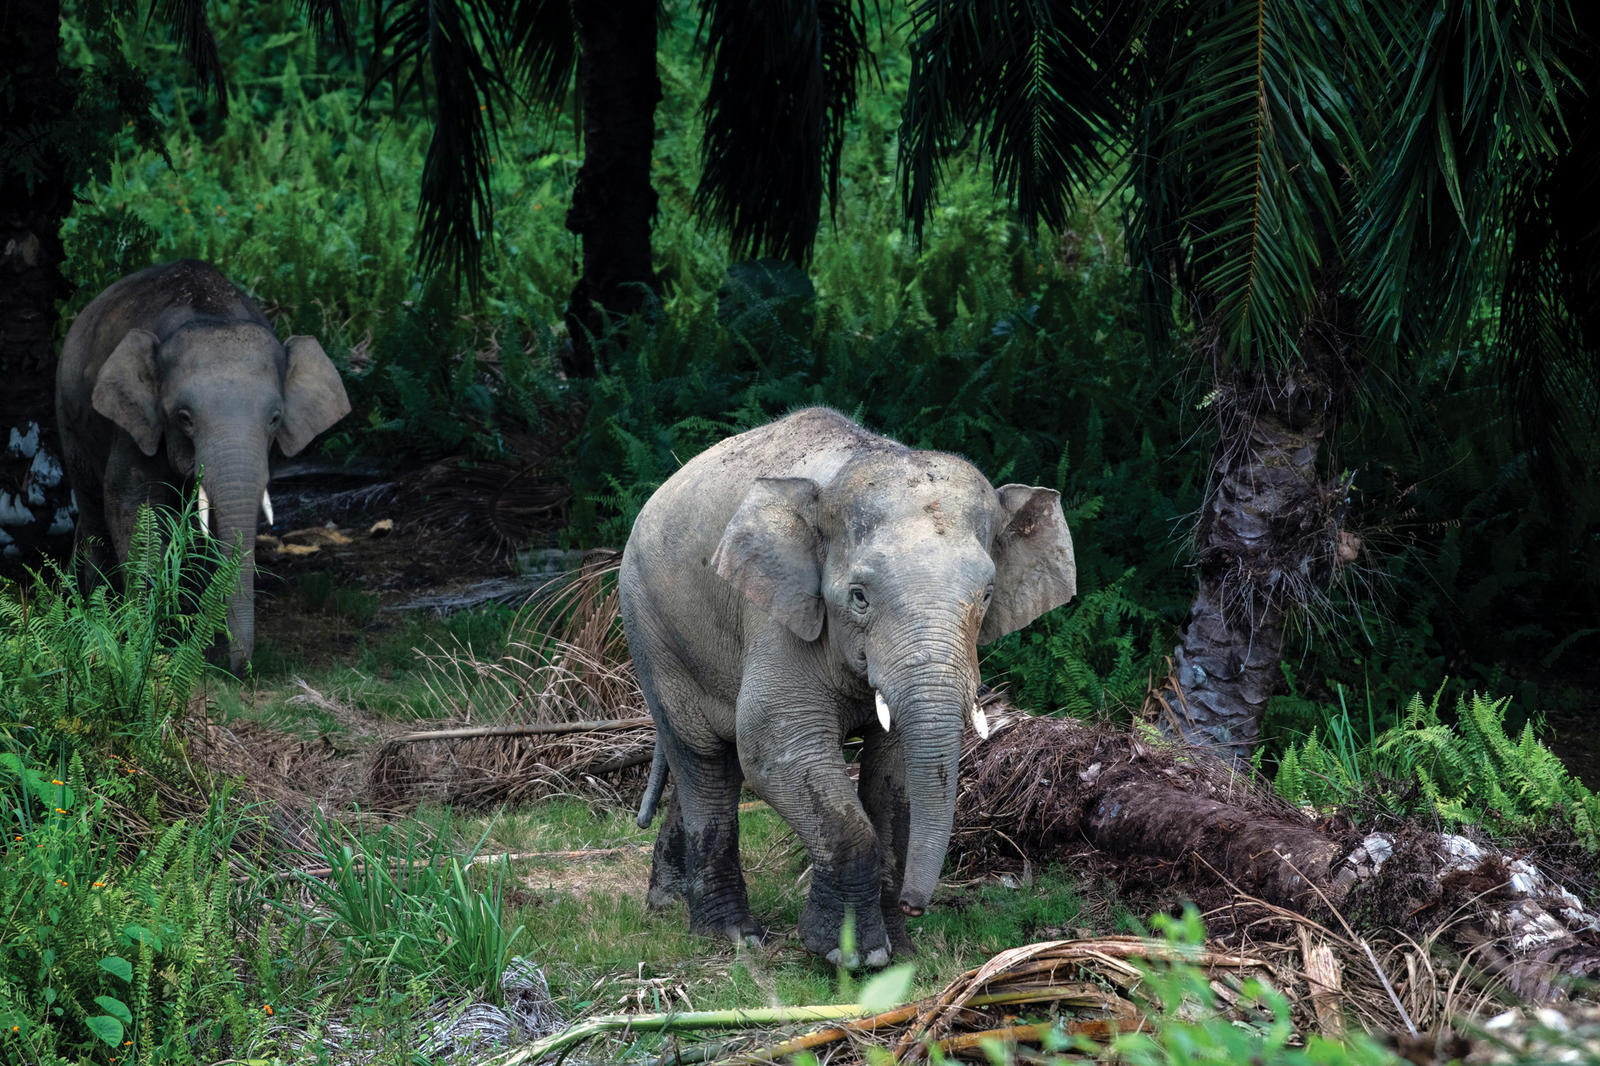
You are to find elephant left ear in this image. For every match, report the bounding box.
[278,336,351,457]
[980,484,1077,645]
[712,477,825,642]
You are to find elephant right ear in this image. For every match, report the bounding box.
[712,477,824,642]
[91,329,162,457]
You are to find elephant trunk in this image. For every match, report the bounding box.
[197,440,269,673]
[875,611,982,916]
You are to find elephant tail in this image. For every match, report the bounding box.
[635,738,669,828]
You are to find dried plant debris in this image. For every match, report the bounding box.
[950,712,1600,1006]
[366,552,651,810]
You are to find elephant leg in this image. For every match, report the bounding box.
[740,693,890,967]
[646,787,688,909]
[633,641,761,944]
[857,726,915,958]
[669,736,762,943]
[70,494,115,593]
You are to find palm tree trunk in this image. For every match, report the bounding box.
[1161,314,1354,760]
[0,0,76,565]
[562,0,661,379]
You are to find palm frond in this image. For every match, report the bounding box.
[368,0,517,296]
[1128,0,1357,368]
[1342,1,1574,357]
[149,0,225,103]
[694,0,874,265]
[900,0,1137,243]
[505,0,579,104]
[296,0,353,48]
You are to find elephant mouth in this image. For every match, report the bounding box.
[191,481,275,538]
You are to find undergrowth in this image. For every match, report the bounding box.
[1271,687,1600,851]
[0,501,265,1062]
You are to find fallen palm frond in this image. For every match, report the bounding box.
[366,551,654,809]
[384,718,653,743]
[950,711,1600,1015]
[482,936,1279,1066]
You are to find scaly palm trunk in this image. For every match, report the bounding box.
[1162,306,1356,760]
[563,0,661,378]
[0,0,76,563]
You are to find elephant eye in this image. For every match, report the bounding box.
[849,586,869,610]
[982,586,993,610]
[177,409,195,435]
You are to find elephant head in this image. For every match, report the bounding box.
[90,321,350,671]
[712,450,1076,915]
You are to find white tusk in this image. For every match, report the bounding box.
[261,489,274,526]
[196,482,213,539]
[874,690,892,732]
[970,700,991,740]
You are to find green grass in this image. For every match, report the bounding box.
[453,799,1100,1009]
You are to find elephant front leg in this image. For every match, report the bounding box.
[740,696,891,967]
[858,726,915,958]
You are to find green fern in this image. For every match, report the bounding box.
[1274,687,1599,852]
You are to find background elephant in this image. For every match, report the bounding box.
[623,407,1076,966]
[55,259,350,672]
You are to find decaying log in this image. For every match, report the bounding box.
[951,711,1600,1004]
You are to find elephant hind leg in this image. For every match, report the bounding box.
[670,742,763,944]
[647,787,688,909]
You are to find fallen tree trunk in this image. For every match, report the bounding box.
[950,709,1600,1005]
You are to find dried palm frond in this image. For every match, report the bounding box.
[367,551,651,809]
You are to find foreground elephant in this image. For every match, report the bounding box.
[56,260,350,671]
[623,408,1076,965]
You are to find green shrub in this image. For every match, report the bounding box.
[282,814,526,1004]
[0,499,268,1063]
[1272,687,1600,850]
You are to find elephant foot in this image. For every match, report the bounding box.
[826,945,890,970]
[688,906,764,946]
[800,895,891,967]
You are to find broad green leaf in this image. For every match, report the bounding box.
[94,996,133,1024]
[85,1014,124,1046]
[99,956,133,983]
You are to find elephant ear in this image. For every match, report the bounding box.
[278,336,351,456]
[980,484,1077,644]
[91,329,163,457]
[712,477,824,642]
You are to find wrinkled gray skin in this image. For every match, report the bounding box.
[622,408,1076,967]
[56,260,350,672]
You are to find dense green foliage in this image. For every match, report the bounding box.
[0,503,259,1062]
[55,2,1600,754]
[1273,688,1600,852]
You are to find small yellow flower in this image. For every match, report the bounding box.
[534,203,543,211]
[183,207,191,214]
[94,881,107,888]
[263,1004,274,1016]
[12,835,20,842]
[54,808,66,814]
[56,879,67,886]
[51,779,64,786]
[478,104,486,111]
[256,203,264,211]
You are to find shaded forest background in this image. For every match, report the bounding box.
[5,0,1600,774]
